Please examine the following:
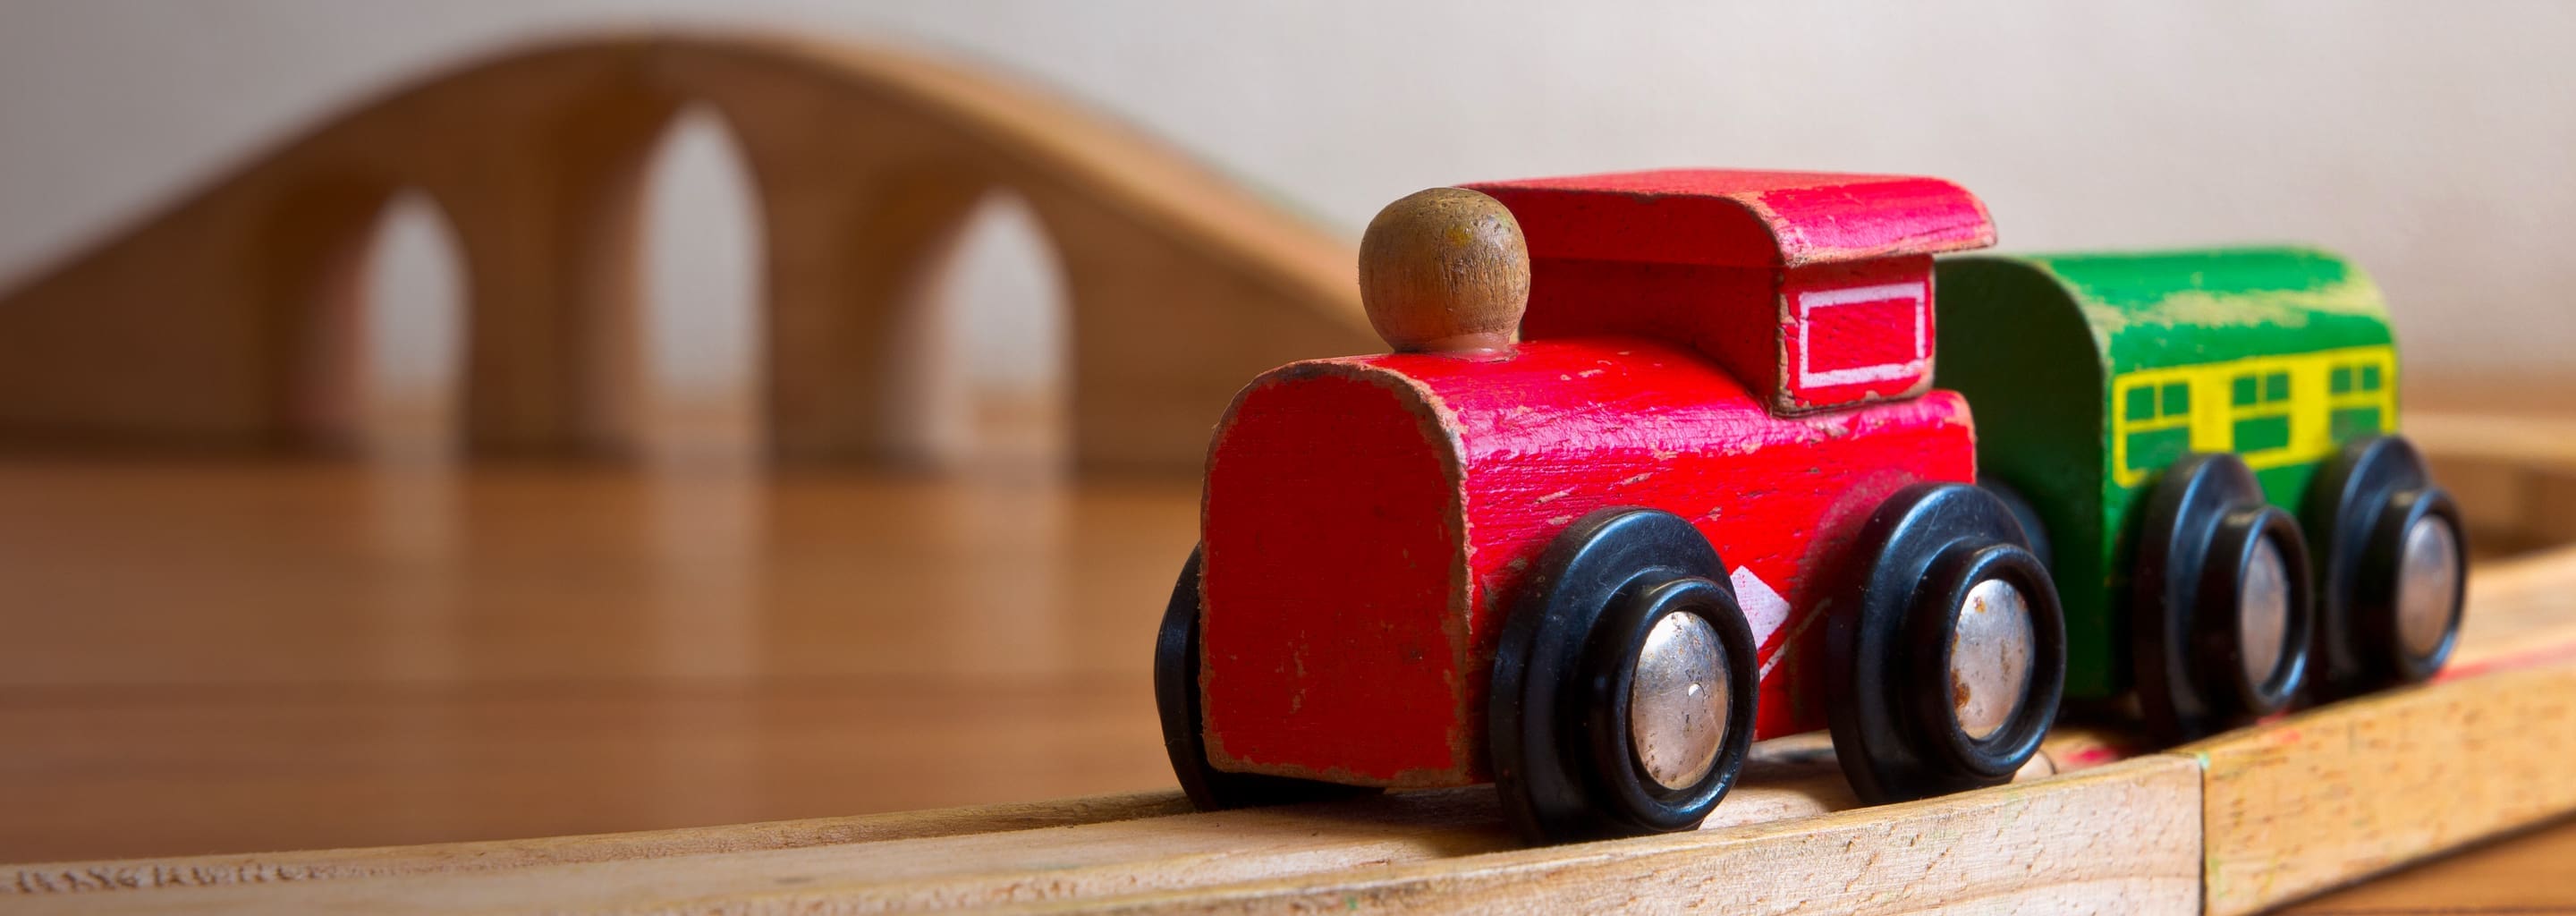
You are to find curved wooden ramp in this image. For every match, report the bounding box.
[0,33,1375,471]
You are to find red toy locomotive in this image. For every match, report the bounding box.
[1156,171,2067,844]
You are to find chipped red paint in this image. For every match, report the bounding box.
[1467,170,1995,268]
[1470,171,1989,414]
[1199,339,1976,786]
[1199,365,1467,786]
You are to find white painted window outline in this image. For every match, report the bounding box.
[1794,280,1928,387]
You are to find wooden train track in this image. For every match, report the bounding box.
[5,427,2573,913]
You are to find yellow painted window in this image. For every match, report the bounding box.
[2329,358,2388,444]
[2229,370,2292,454]
[2121,378,2194,474]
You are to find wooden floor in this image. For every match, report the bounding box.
[4,411,2576,912]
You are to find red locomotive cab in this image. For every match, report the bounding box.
[1156,172,2069,844]
[1473,170,1992,414]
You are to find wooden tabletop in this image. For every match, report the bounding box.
[0,447,1191,862]
[1,421,2570,912]
[2293,820,2576,914]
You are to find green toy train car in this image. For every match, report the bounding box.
[1938,247,2468,739]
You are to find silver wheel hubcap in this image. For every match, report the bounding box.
[2238,538,2291,688]
[1950,578,2034,741]
[2395,515,2462,659]
[1629,611,1729,790]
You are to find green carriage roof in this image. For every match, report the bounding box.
[1942,247,2394,374]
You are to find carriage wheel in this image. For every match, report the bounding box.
[2132,453,2315,742]
[1489,508,1759,844]
[1827,482,2067,804]
[1153,547,1378,810]
[2303,437,2468,700]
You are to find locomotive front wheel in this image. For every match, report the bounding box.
[2303,437,2468,700]
[1826,483,2067,804]
[2132,453,2316,742]
[1489,508,1759,844]
[1153,547,1378,810]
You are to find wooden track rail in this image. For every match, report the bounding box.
[6,431,2574,913]
[0,32,1376,472]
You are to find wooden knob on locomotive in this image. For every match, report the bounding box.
[1359,187,1530,358]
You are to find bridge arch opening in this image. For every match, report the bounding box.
[638,103,766,466]
[912,187,1072,475]
[341,188,469,459]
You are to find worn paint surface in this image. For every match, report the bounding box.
[1470,170,1993,415]
[1936,248,2399,699]
[1466,170,1996,268]
[1199,339,1975,786]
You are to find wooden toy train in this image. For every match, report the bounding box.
[1151,170,2468,844]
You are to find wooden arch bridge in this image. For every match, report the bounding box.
[0,33,1377,471]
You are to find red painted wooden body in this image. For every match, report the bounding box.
[1201,342,1975,785]
[1199,170,1997,787]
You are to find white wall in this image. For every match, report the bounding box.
[2,1,2569,397]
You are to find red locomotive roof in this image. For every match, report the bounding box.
[1465,169,1996,269]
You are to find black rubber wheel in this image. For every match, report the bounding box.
[1488,508,1758,844]
[1154,547,1378,810]
[2302,437,2469,700]
[1826,482,2067,804]
[2131,453,2315,742]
